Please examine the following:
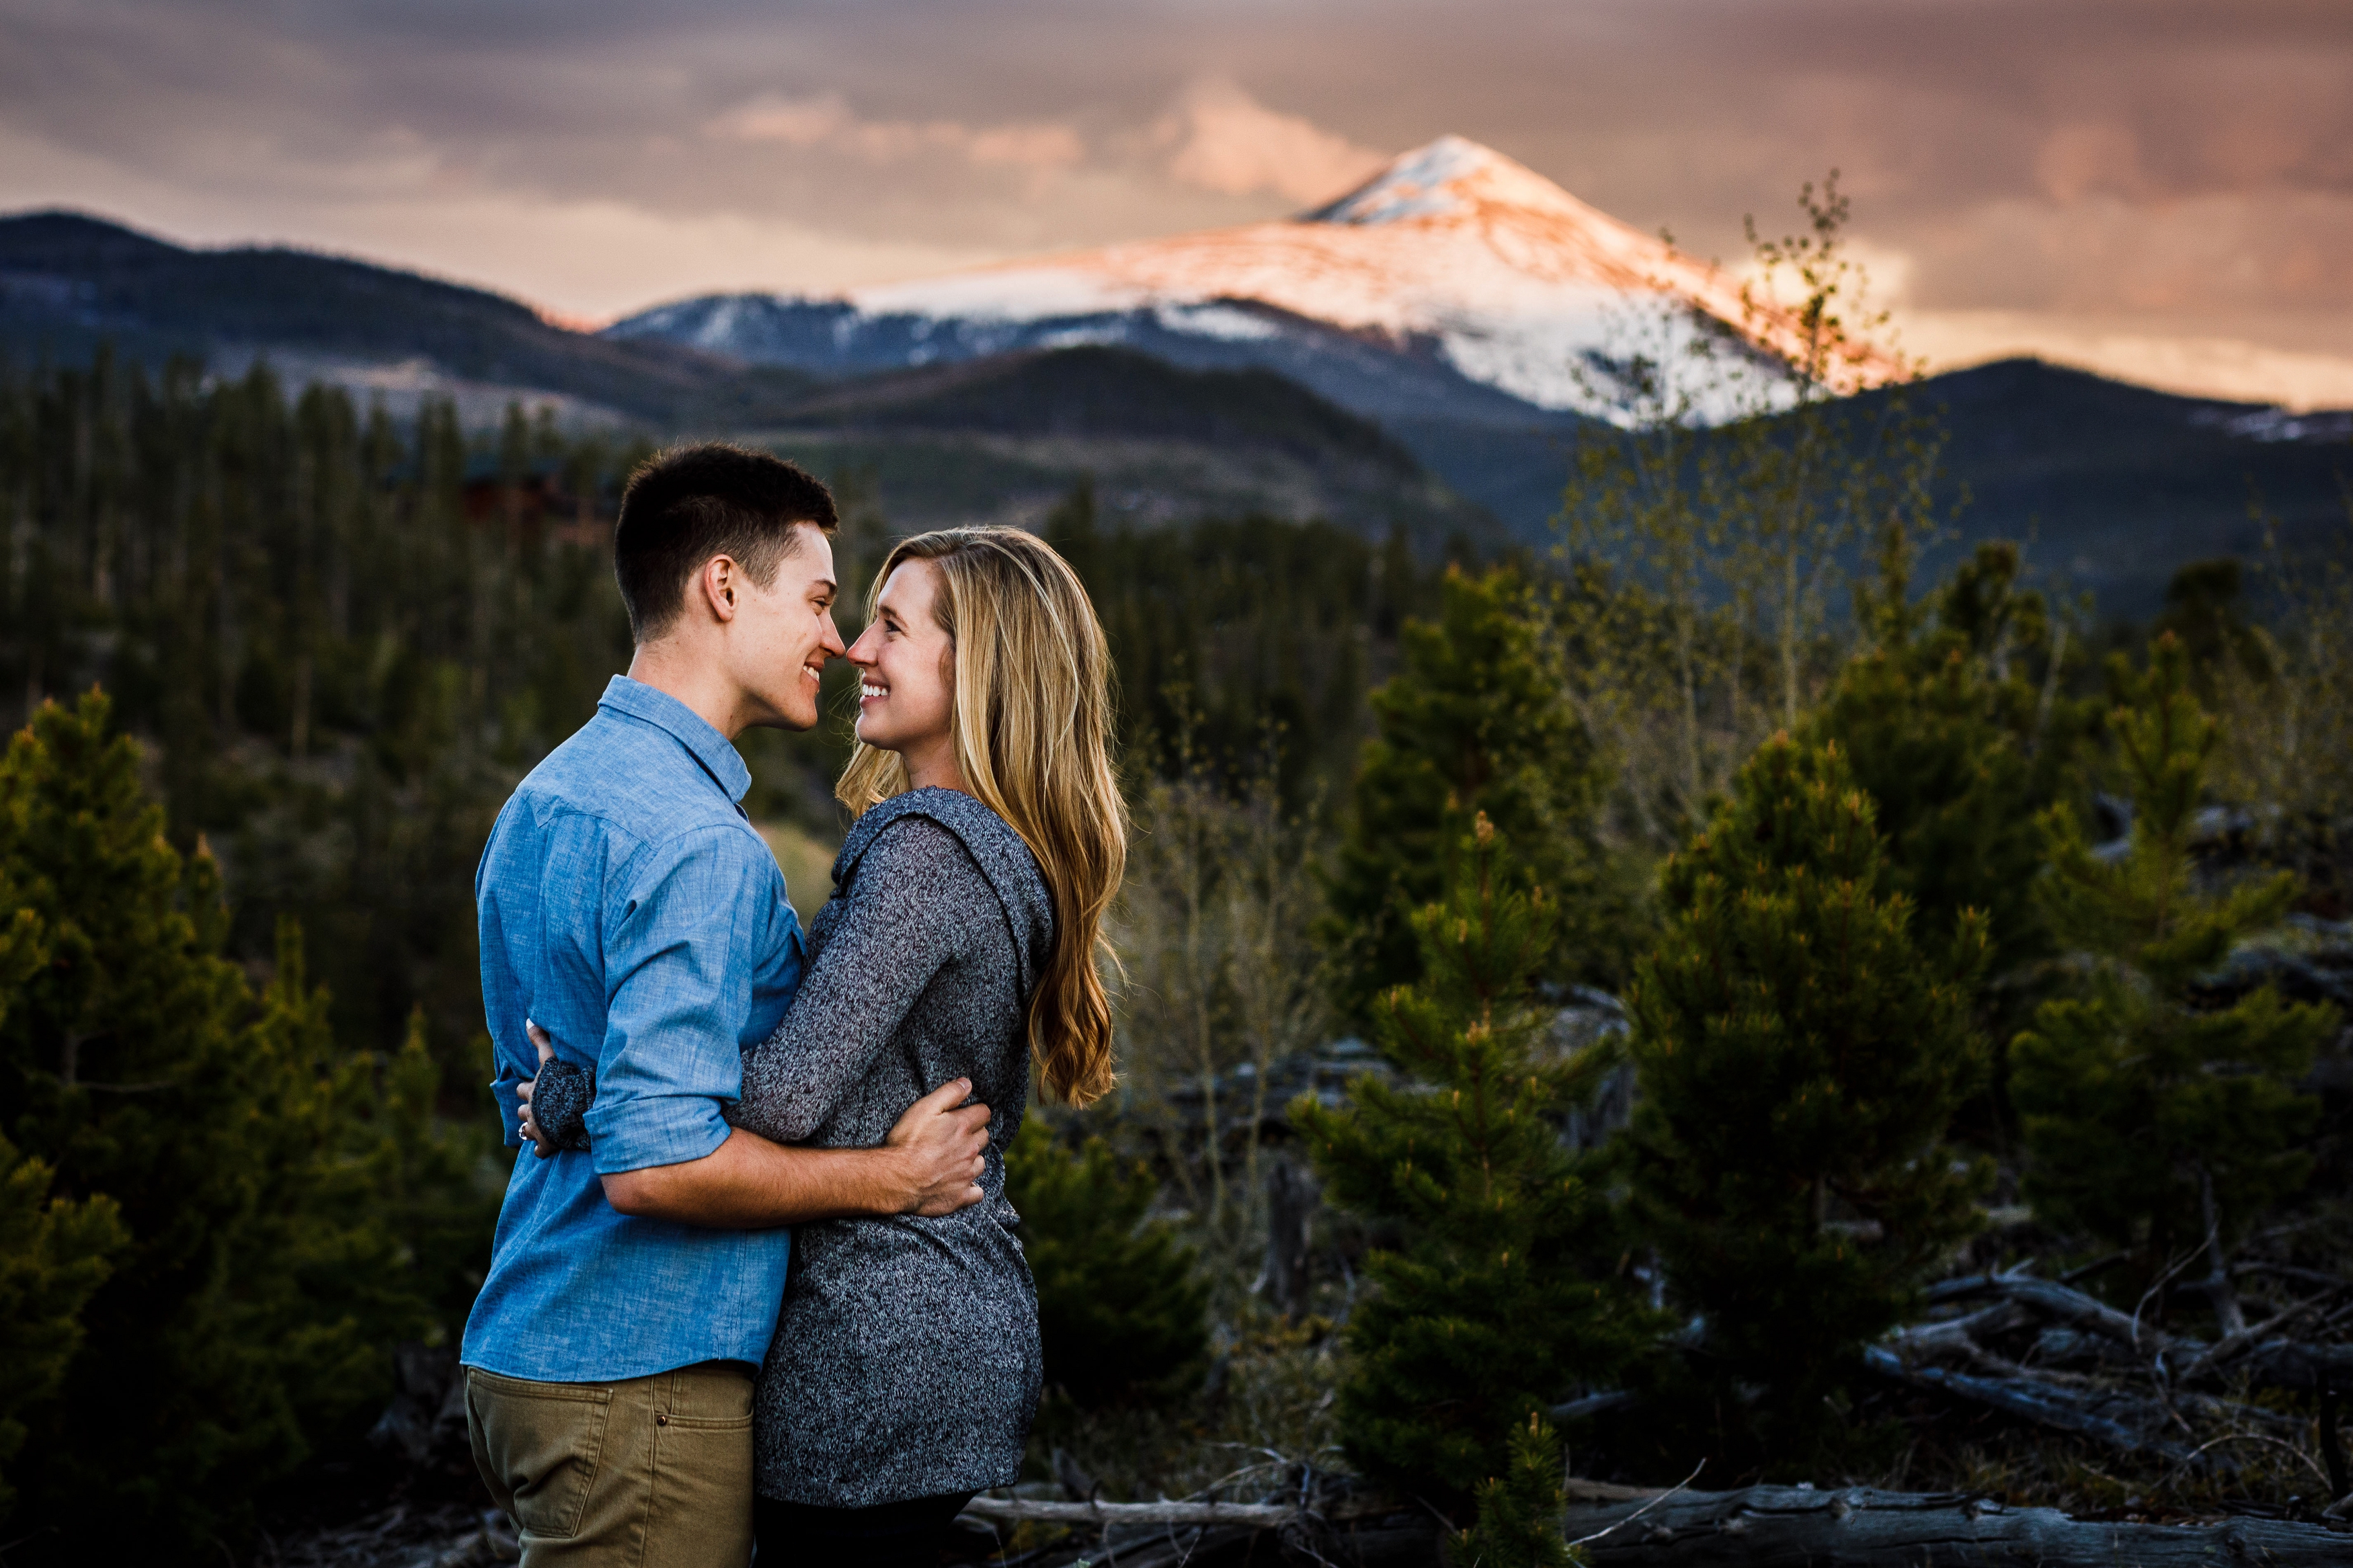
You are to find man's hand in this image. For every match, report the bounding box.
[882,1078,992,1216]
[598,1081,993,1227]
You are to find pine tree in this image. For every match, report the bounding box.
[1003,1118,1208,1407]
[0,691,284,1544]
[358,1007,497,1339]
[0,692,467,1549]
[230,919,434,1442]
[0,873,126,1526]
[1299,816,1646,1514]
[1323,566,1622,1021]
[2012,634,2336,1292]
[1453,1412,1577,1568]
[0,1134,124,1525]
[1626,733,1989,1462]
[1807,540,2093,989]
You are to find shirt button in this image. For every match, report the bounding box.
[655,1414,669,1426]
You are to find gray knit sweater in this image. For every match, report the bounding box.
[532,786,1051,1506]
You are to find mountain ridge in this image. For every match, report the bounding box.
[0,208,764,424]
[3,204,2347,616]
[606,135,1905,425]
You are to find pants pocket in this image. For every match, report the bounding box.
[647,1369,755,1568]
[467,1368,615,1541]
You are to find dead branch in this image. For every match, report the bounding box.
[1564,1482,2353,1566]
[960,1497,1299,1528]
[1860,1345,2218,1467]
[1924,1270,2179,1356]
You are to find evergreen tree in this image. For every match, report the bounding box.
[1003,1119,1208,1407]
[1626,734,1989,1464]
[1299,816,1646,1514]
[2012,634,2336,1290]
[0,693,472,1549]
[0,880,126,1526]
[0,1134,123,1525]
[1807,540,2093,989]
[1323,567,1622,1021]
[1454,1412,1577,1568]
[358,1007,497,1339]
[0,691,284,1543]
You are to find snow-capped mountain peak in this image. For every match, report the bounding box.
[1306,134,1584,227]
[606,136,1903,425]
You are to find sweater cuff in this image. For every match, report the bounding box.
[533,1060,596,1153]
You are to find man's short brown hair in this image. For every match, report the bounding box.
[614,444,838,643]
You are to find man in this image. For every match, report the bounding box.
[460,444,990,1567]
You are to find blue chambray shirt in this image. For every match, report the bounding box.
[460,675,805,1383]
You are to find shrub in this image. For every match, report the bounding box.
[1626,733,1990,1464]
[1322,567,1625,1022]
[1004,1118,1208,1407]
[1300,816,1646,1514]
[2013,634,2337,1292]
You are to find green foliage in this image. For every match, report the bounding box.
[1324,566,1624,1020]
[1004,1118,1209,1407]
[0,353,653,1085]
[1454,1411,1577,1568]
[1300,817,1646,1514]
[0,1137,125,1524]
[1045,481,1437,809]
[362,1007,500,1335]
[2013,634,2336,1275]
[1626,733,1990,1460]
[0,692,487,1549]
[2154,559,2270,691]
[1806,540,2098,995]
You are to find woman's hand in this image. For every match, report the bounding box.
[517,1019,559,1159]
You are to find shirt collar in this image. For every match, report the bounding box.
[597,675,753,804]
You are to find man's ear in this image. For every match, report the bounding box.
[695,556,742,625]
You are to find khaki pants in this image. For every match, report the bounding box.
[466,1362,755,1568]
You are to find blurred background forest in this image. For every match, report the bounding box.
[3,210,2353,1564]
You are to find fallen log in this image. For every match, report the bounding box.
[1860,1345,2216,1467]
[1564,1483,2353,1566]
[2237,1339,2353,1397]
[1925,1270,2178,1355]
[960,1496,1298,1528]
[1925,1270,2353,1399]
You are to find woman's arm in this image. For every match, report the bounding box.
[729,817,993,1145]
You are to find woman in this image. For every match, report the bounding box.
[520,526,1125,1566]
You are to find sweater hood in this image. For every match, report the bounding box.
[833,787,1055,995]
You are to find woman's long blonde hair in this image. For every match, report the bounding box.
[836,527,1127,1106]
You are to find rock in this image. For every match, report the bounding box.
[369,1342,465,1467]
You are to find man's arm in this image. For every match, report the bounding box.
[600,1075,990,1227]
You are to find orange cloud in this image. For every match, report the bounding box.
[1156,78,1386,206]
[708,93,1083,171]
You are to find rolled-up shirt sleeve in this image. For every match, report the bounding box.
[588,824,786,1175]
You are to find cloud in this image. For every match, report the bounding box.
[4,0,2351,404]
[2035,124,2150,203]
[708,93,1084,172]
[1155,78,1387,206]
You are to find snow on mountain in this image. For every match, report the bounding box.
[606,136,1904,427]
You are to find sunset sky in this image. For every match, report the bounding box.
[3,0,2348,407]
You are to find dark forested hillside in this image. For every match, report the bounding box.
[0,210,767,422]
[0,349,1445,1087]
[1401,359,2353,617]
[759,345,1497,552]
